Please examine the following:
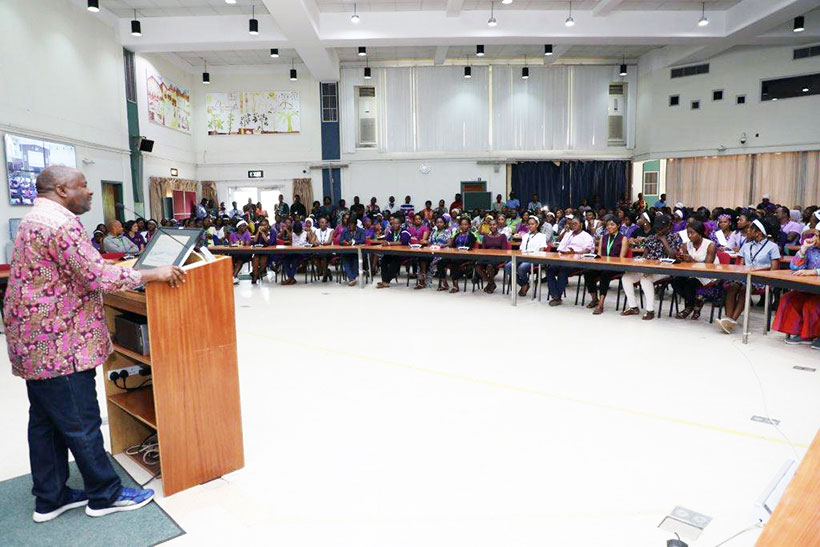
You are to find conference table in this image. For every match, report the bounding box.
[211,243,769,343]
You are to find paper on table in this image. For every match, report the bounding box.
[677,229,690,244]
[714,229,728,247]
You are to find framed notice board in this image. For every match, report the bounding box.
[460,180,486,194]
[463,192,491,211]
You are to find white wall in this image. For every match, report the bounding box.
[635,45,820,160]
[191,69,323,204]
[0,0,132,258]
[134,53,198,210]
[343,159,506,208]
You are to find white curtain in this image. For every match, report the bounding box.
[379,67,414,152]
[568,65,613,150]
[414,66,490,152]
[340,67,372,154]
[492,65,570,151]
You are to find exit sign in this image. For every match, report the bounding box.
[248,170,264,179]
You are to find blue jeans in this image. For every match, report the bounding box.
[545,265,570,300]
[504,260,534,287]
[342,256,358,281]
[26,368,122,512]
[283,255,302,279]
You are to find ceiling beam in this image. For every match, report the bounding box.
[664,0,818,66]
[543,44,572,64]
[434,46,449,65]
[592,0,626,17]
[446,0,465,18]
[260,0,339,80]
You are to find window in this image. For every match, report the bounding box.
[355,86,377,148]
[643,171,659,196]
[691,100,700,110]
[761,72,820,101]
[712,90,723,101]
[736,94,746,105]
[320,82,338,122]
[669,95,680,107]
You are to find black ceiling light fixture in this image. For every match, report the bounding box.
[793,15,805,32]
[87,0,100,12]
[358,46,367,57]
[521,55,529,79]
[464,65,472,78]
[249,4,259,35]
[290,58,297,81]
[202,60,210,85]
[270,48,279,57]
[476,44,485,57]
[131,10,142,36]
[364,57,371,79]
[544,44,553,56]
[619,55,627,76]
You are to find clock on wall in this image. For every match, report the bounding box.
[419,163,431,175]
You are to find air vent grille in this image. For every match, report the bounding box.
[671,63,709,79]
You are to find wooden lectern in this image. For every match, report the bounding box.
[102,255,244,496]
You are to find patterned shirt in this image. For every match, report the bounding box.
[791,246,820,273]
[4,198,143,380]
[644,232,683,260]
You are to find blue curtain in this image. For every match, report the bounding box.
[511,160,629,210]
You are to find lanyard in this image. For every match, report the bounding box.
[605,234,618,256]
[750,240,769,263]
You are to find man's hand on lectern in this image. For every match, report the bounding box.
[140,266,187,288]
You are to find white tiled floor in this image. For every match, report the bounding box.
[1,277,818,546]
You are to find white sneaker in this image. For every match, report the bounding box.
[717,318,736,334]
[233,277,240,285]
[33,489,88,523]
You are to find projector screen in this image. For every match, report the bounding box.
[4,133,76,206]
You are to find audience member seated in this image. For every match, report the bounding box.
[771,233,820,349]
[103,220,139,255]
[418,216,453,291]
[672,219,718,320]
[229,220,252,283]
[376,217,411,289]
[718,216,780,334]
[444,217,477,293]
[475,217,507,294]
[313,216,334,282]
[621,214,682,321]
[251,218,273,285]
[505,216,548,297]
[340,216,366,287]
[584,214,627,314]
[281,221,309,285]
[545,216,595,306]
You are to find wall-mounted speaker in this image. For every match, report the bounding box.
[138,138,154,152]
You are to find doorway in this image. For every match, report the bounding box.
[229,186,283,218]
[101,181,124,224]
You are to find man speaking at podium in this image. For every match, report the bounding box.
[3,166,185,522]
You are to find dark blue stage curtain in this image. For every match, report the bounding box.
[511,160,629,210]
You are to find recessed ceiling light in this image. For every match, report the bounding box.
[225,0,237,4]
[351,2,360,23]
[793,16,805,32]
[87,0,99,12]
[698,2,708,26]
[502,0,512,4]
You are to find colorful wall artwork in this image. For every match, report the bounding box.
[206,91,300,135]
[146,67,191,133]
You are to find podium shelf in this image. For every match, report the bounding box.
[108,388,157,430]
[104,291,147,315]
[112,343,151,366]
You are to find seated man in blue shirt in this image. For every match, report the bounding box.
[340,216,366,286]
[653,193,667,209]
[506,191,520,211]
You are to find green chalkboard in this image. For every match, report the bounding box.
[464,192,492,212]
